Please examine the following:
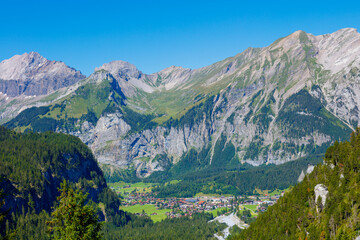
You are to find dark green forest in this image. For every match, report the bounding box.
[147,153,323,198]
[0,126,223,239]
[0,126,129,239]
[103,212,226,240]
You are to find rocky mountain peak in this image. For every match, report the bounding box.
[287,30,307,40]
[316,28,360,46]
[265,28,360,74]
[0,52,47,80]
[0,52,85,97]
[88,69,115,84]
[157,65,191,79]
[270,30,309,51]
[94,60,154,96]
[95,60,142,81]
[25,51,44,61]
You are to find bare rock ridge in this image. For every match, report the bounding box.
[0,52,85,97]
[94,61,192,95]
[2,28,360,178]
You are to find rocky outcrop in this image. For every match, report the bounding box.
[298,165,315,182]
[149,66,192,89]
[314,184,328,211]
[95,60,153,96]
[298,171,306,183]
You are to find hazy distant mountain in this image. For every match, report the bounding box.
[3,28,360,179]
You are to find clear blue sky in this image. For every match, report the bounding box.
[1,0,360,75]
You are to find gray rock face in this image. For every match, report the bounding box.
[306,165,315,174]
[71,113,211,177]
[298,165,315,182]
[95,61,142,81]
[95,61,153,96]
[95,61,194,96]
[0,52,85,97]
[298,171,306,183]
[149,66,192,89]
[315,184,328,210]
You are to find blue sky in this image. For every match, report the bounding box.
[1,0,360,75]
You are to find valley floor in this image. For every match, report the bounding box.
[110,181,286,224]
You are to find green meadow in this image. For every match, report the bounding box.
[208,207,229,217]
[108,181,153,196]
[120,204,169,222]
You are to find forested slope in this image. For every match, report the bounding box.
[234,129,360,239]
[0,126,224,239]
[0,126,129,239]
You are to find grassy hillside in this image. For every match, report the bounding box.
[5,77,156,134]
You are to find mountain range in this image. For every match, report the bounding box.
[1,28,360,179]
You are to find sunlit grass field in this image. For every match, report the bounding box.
[120,204,169,222]
[108,181,153,196]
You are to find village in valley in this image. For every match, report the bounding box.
[109,181,285,224]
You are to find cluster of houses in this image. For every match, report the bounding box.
[111,185,284,218]
[243,194,281,206]
[123,195,281,218]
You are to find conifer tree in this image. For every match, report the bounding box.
[47,181,102,240]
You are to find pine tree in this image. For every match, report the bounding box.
[47,181,102,240]
[0,188,9,240]
[0,179,15,240]
[0,190,7,228]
